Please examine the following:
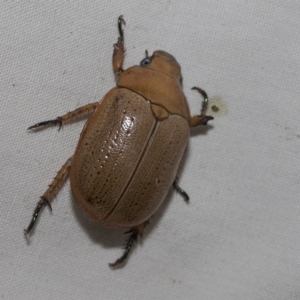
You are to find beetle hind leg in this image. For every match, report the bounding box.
[109,220,148,267]
[109,230,138,268]
[24,157,72,235]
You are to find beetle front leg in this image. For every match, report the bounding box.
[24,157,72,235]
[28,102,98,130]
[189,87,214,127]
[112,15,126,76]
[109,220,149,268]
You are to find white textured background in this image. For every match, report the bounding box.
[1,1,300,299]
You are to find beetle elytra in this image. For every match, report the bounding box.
[25,16,213,267]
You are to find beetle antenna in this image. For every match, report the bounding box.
[118,15,126,39]
[109,230,138,267]
[145,49,149,57]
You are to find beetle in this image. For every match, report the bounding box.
[24,16,213,267]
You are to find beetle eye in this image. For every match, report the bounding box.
[140,57,152,66]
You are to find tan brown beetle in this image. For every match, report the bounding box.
[25,16,213,267]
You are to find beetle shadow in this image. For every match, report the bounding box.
[71,193,122,247]
[70,124,214,267]
[190,123,214,138]
[70,181,181,267]
[177,122,214,179]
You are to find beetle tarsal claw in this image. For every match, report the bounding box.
[24,197,50,235]
[118,15,126,39]
[189,115,214,127]
[42,197,52,211]
[27,118,62,131]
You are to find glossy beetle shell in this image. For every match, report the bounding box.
[70,51,191,227]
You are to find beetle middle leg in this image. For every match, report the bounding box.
[173,178,189,202]
[113,15,126,76]
[28,102,98,130]
[109,220,148,267]
[24,156,72,235]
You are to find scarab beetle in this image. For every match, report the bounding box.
[25,16,213,267]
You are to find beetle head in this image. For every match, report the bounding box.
[140,50,183,85]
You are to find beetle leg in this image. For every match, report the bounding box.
[24,157,72,235]
[109,220,149,267]
[189,87,214,127]
[28,102,98,130]
[109,230,138,268]
[173,178,189,202]
[113,15,126,76]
